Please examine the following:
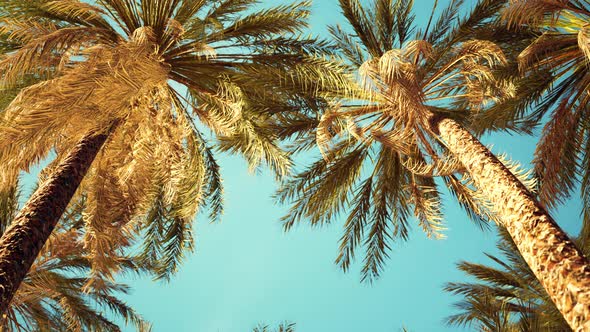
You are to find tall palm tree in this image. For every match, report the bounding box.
[277,0,590,329]
[0,0,343,314]
[500,0,590,229]
[445,228,571,332]
[500,0,590,262]
[0,182,149,332]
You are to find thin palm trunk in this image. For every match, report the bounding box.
[430,115,590,331]
[0,128,112,314]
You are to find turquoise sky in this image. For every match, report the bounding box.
[100,1,586,331]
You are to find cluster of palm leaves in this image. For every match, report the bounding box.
[0,0,341,283]
[445,227,573,332]
[278,0,524,281]
[0,183,150,331]
[253,322,296,332]
[0,0,341,328]
[1,0,590,330]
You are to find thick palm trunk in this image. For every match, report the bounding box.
[430,115,590,331]
[0,129,110,314]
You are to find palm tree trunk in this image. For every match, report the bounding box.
[430,115,590,331]
[0,128,111,314]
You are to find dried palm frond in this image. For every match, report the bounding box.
[402,154,463,177]
[408,182,446,239]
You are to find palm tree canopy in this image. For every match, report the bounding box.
[0,0,345,281]
[445,227,572,332]
[0,182,149,332]
[500,1,590,213]
[276,0,537,282]
[252,322,296,332]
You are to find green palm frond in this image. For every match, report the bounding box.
[137,192,194,281]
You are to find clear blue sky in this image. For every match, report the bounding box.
[100,1,585,331]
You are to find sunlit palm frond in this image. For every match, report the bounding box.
[502,0,571,28]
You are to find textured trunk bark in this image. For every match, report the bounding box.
[0,129,111,314]
[430,115,590,331]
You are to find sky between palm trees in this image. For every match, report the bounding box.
[17,0,584,331]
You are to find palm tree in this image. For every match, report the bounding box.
[277,0,590,329]
[500,0,590,229]
[252,322,296,332]
[0,0,343,314]
[0,182,149,331]
[445,227,571,332]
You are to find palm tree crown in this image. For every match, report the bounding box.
[501,0,590,213]
[0,0,341,281]
[277,0,527,282]
[253,322,296,332]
